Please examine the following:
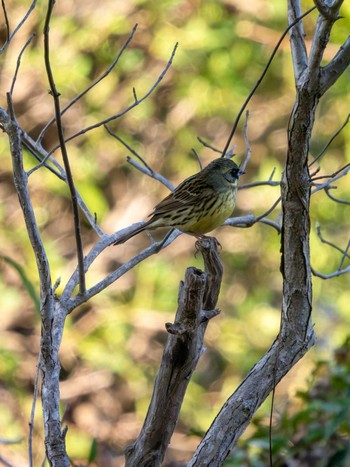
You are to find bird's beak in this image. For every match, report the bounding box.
[239,168,246,176]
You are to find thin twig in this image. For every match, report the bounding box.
[338,239,350,271]
[256,196,282,222]
[44,0,86,293]
[1,0,10,43]
[22,134,104,236]
[0,454,13,467]
[104,125,154,173]
[221,6,316,157]
[0,438,23,445]
[191,148,202,170]
[325,186,350,205]
[37,24,139,143]
[62,229,181,310]
[29,357,41,467]
[240,180,280,190]
[241,110,251,172]
[311,265,350,279]
[311,162,350,194]
[10,33,36,97]
[316,225,350,260]
[196,136,222,154]
[126,156,174,191]
[0,0,37,54]
[309,113,350,167]
[48,43,178,154]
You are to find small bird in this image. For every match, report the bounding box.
[115,157,244,245]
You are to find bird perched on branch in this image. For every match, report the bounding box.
[114,157,244,245]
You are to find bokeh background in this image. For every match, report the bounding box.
[0,0,349,465]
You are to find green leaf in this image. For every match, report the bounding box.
[1,255,40,314]
[87,438,97,464]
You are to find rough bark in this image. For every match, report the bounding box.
[187,1,349,464]
[125,237,223,467]
[0,109,70,466]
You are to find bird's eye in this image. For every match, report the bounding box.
[230,168,239,178]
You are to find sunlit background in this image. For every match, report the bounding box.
[0,0,349,465]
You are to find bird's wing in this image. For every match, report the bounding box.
[150,176,210,216]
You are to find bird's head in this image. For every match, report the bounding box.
[205,158,245,186]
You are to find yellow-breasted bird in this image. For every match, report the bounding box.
[114,157,244,245]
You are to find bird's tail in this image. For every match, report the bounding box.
[114,220,152,245]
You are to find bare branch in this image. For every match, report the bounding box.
[0,0,37,54]
[316,225,350,259]
[221,6,316,157]
[37,24,139,143]
[320,35,350,95]
[0,454,13,467]
[63,230,181,311]
[311,163,350,194]
[22,132,104,236]
[241,110,251,172]
[197,136,222,154]
[240,179,280,189]
[191,147,202,170]
[126,156,175,191]
[44,0,85,293]
[339,239,350,270]
[10,33,35,97]
[311,265,350,279]
[313,0,344,19]
[310,113,350,167]
[287,0,308,80]
[0,437,23,445]
[224,212,281,234]
[0,106,68,466]
[188,331,315,465]
[126,238,223,466]
[29,358,41,467]
[48,42,179,154]
[307,1,344,90]
[0,106,51,294]
[325,186,350,205]
[1,0,10,44]
[104,125,154,173]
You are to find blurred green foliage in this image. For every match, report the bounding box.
[0,0,349,465]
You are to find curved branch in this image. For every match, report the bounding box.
[221,5,316,156]
[37,24,139,143]
[320,36,350,96]
[10,34,36,96]
[311,265,350,279]
[310,113,350,167]
[0,0,37,53]
[325,186,350,205]
[48,42,178,154]
[104,126,174,191]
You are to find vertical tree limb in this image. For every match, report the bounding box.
[188,1,349,464]
[287,0,308,80]
[0,106,69,466]
[125,238,222,467]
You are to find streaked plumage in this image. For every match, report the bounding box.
[115,158,244,244]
